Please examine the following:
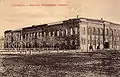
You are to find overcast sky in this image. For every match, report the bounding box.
[0,0,120,36]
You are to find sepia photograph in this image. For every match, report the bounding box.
[0,0,120,77]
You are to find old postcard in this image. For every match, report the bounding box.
[0,0,120,77]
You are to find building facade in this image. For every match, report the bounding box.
[4,17,120,52]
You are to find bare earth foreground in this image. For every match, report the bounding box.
[0,52,120,77]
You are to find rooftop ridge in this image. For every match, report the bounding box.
[4,17,120,32]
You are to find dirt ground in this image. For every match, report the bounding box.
[0,53,120,77]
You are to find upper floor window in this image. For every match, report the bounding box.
[75,27,78,34]
[83,27,85,34]
[93,27,96,35]
[57,31,59,36]
[61,30,64,36]
[117,30,120,36]
[39,32,42,37]
[87,27,91,35]
[48,32,51,36]
[65,29,68,35]
[44,32,46,37]
[98,28,100,35]
[52,31,55,37]
[37,32,39,38]
[106,28,109,35]
[100,28,103,35]
[114,29,116,36]
[30,33,32,37]
[25,34,26,39]
[70,28,73,35]
[33,32,35,38]
[27,33,30,38]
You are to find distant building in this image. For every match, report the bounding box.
[4,17,120,52]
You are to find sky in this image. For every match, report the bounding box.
[0,0,120,36]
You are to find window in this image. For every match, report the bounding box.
[70,28,73,35]
[110,29,113,37]
[52,31,55,37]
[87,27,91,35]
[106,28,109,35]
[61,30,64,36]
[88,39,90,44]
[75,39,77,45]
[57,31,59,36]
[70,40,73,45]
[81,38,86,45]
[24,34,26,39]
[93,27,96,35]
[118,30,120,37]
[100,28,103,35]
[65,29,68,35]
[75,27,78,34]
[44,32,46,37]
[65,41,67,45]
[28,33,30,38]
[26,33,28,39]
[83,27,85,34]
[48,32,51,36]
[117,30,119,36]
[37,32,39,38]
[30,33,32,37]
[98,28,100,35]
[33,32,35,38]
[39,32,42,37]
[114,29,116,36]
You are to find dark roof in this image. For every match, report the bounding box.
[23,24,48,30]
[4,30,12,33]
[4,17,120,33]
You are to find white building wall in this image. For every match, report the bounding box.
[79,20,88,52]
[79,19,105,52]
